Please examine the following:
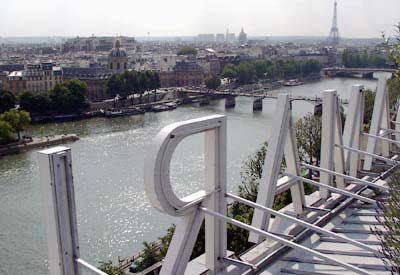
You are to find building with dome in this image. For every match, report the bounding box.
[109,40,128,73]
[238,28,248,45]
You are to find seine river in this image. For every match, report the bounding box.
[0,76,382,275]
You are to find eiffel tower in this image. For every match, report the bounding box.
[328,0,339,45]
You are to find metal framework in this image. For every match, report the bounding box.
[363,76,393,170]
[328,0,340,45]
[37,77,399,275]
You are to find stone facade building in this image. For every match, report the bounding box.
[109,40,128,73]
[160,60,204,88]
[62,66,112,102]
[4,63,62,95]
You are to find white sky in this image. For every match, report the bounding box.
[1,0,399,38]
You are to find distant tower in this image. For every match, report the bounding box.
[238,28,248,45]
[328,0,340,45]
[109,39,128,73]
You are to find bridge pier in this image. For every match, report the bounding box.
[362,72,374,79]
[253,97,263,111]
[199,96,210,106]
[225,96,236,109]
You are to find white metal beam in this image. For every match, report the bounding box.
[205,117,227,273]
[249,94,292,243]
[226,193,380,255]
[38,147,81,275]
[76,259,108,275]
[333,94,346,189]
[284,173,376,205]
[364,76,390,170]
[201,207,373,275]
[320,90,336,199]
[301,163,388,192]
[362,132,400,146]
[144,115,228,275]
[342,85,364,176]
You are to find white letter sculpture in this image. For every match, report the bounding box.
[145,115,227,275]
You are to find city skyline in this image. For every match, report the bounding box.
[1,0,400,38]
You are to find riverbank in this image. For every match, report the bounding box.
[0,134,79,157]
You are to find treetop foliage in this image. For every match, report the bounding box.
[177,46,198,56]
[106,70,160,98]
[204,75,221,90]
[342,49,387,68]
[222,59,322,84]
[0,90,16,114]
[18,79,88,115]
[0,109,30,143]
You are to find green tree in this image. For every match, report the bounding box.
[221,64,238,79]
[363,89,375,127]
[204,75,221,90]
[159,224,176,257]
[133,241,162,272]
[98,261,123,275]
[374,23,400,274]
[295,113,322,177]
[342,48,388,68]
[49,80,88,113]
[107,74,123,98]
[0,109,30,140]
[177,46,198,56]
[0,120,14,144]
[0,90,16,114]
[146,71,160,102]
[375,173,400,274]
[64,79,88,110]
[19,91,51,115]
[236,62,256,84]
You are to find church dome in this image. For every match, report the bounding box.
[109,40,127,57]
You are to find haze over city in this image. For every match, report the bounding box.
[1,0,400,274]
[1,0,400,38]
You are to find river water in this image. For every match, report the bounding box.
[0,76,382,275]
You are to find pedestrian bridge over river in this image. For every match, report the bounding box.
[180,89,348,111]
[38,76,398,275]
[323,67,397,78]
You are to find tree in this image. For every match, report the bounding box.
[236,62,256,84]
[177,46,197,56]
[342,48,388,68]
[159,224,175,257]
[0,90,16,114]
[19,91,51,115]
[0,109,30,140]
[49,80,88,113]
[363,89,375,127]
[50,84,70,112]
[0,120,14,144]
[374,22,400,275]
[295,113,322,177]
[133,241,162,272]
[375,173,400,274]
[64,79,88,110]
[204,75,221,90]
[222,64,238,80]
[98,261,123,275]
[107,74,123,98]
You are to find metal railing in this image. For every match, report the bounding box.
[38,77,397,275]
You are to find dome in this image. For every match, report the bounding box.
[110,48,127,57]
[109,40,127,57]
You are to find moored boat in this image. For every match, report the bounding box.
[104,108,145,118]
[283,79,304,86]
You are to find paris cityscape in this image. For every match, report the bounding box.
[1,0,400,275]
